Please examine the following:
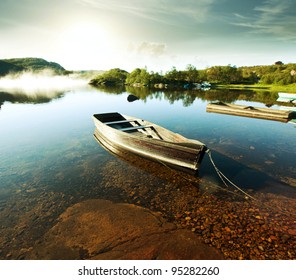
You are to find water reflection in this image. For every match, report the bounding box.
[0,84,288,109]
[91,85,282,108]
[0,90,66,108]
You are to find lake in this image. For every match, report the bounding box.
[0,81,295,260]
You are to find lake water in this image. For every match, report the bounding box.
[0,82,295,259]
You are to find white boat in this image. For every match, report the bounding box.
[277,92,296,104]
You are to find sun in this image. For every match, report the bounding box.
[56,21,117,69]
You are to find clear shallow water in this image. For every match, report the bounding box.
[0,85,295,259]
[1,85,294,194]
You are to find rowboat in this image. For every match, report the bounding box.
[277,92,296,104]
[206,102,295,122]
[93,112,207,174]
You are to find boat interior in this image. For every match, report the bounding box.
[94,112,163,140]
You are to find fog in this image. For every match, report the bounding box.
[0,70,89,96]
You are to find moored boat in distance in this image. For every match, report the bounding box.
[193,81,211,90]
[206,101,296,122]
[93,112,207,174]
[277,92,296,104]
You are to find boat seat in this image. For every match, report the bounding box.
[105,119,136,125]
[120,125,153,131]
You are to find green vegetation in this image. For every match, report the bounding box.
[89,68,128,86]
[1,57,295,92]
[89,62,296,91]
[215,83,296,92]
[0,60,24,76]
[0,57,65,76]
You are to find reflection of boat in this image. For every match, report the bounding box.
[277,92,296,104]
[206,102,295,122]
[93,112,207,174]
[93,129,198,183]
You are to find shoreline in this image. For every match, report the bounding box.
[214,83,296,93]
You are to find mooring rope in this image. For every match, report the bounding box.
[157,150,293,215]
[156,156,252,200]
[206,149,257,201]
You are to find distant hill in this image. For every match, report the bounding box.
[0,57,66,76]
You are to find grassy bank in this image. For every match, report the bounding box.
[215,83,296,93]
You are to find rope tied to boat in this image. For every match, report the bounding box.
[206,149,257,201]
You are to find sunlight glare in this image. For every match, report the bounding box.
[0,71,88,93]
[58,22,117,69]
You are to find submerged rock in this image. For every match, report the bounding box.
[28,199,223,260]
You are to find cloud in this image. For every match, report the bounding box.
[77,0,216,24]
[254,0,289,14]
[129,42,167,57]
[231,0,296,41]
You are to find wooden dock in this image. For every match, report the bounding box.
[206,102,296,122]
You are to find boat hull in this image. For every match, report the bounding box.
[93,113,207,174]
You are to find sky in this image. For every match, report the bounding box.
[0,0,295,72]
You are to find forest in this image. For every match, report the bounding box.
[89,62,296,88]
[0,57,66,76]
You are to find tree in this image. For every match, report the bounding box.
[126,68,151,86]
[183,64,199,83]
[207,65,243,84]
[149,71,162,84]
[164,67,185,85]
[274,61,283,65]
[89,68,128,86]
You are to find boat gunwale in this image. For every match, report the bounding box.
[92,114,207,154]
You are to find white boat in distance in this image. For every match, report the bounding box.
[277,92,296,104]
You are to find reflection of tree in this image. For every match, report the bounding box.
[200,89,250,103]
[125,86,150,101]
[97,86,281,107]
[194,89,279,105]
[125,87,197,106]
[91,85,125,94]
[1,85,282,111]
[162,90,197,106]
[0,90,66,109]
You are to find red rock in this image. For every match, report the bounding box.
[27,199,224,260]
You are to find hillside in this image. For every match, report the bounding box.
[0,57,65,76]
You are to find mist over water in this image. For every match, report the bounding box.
[0,70,89,95]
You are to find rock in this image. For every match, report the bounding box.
[28,199,223,260]
[127,94,139,102]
